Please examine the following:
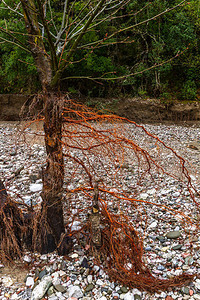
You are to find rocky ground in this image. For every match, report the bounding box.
[0,121,199,300]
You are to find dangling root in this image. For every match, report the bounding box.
[0,199,25,261]
[91,209,194,293]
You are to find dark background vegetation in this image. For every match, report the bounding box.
[0,0,199,100]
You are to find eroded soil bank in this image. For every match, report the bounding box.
[0,94,200,124]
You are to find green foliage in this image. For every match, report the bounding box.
[0,0,39,93]
[0,0,200,99]
[180,80,197,101]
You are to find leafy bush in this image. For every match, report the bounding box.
[180,80,197,100]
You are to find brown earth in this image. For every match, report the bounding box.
[0,94,200,124]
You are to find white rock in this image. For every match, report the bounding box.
[140,193,148,200]
[26,276,34,287]
[149,221,158,228]
[131,288,142,296]
[195,279,200,290]
[29,183,43,192]
[96,279,104,286]
[68,285,83,298]
[31,276,52,300]
[190,175,196,181]
[93,265,100,272]
[148,188,156,195]
[58,270,66,276]
[87,275,93,284]
[2,276,13,287]
[10,293,19,300]
[123,292,135,300]
[40,254,47,260]
[70,221,82,231]
[23,255,31,263]
[71,253,79,258]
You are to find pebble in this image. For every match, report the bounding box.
[172,244,182,250]
[26,276,34,287]
[166,231,181,239]
[31,275,52,300]
[84,283,95,292]
[123,292,135,300]
[68,285,83,298]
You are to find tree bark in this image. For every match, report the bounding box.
[20,0,68,254]
[40,92,65,252]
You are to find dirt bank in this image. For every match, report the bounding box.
[0,94,200,124]
[98,97,200,124]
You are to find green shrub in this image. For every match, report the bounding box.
[180,80,197,100]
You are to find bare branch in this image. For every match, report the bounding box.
[60,50,185,82]
[76,0,186,50]
[0,26,33,53]
[47,0,58,35]
[0,36,32,53]
[0,0,23,17]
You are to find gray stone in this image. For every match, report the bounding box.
[31,276,52,300]
[157,236,165,242]
[68,285,83,298]
[166,231,181,239]
[84,284,95,293]
[185,256,194,265]
[54,284,66,293]
[181,287,190,295]
[157,265,165,271]
[47,286,55,296]
[39,269,47,279]
[120,286,129,293]
[172,244,182,250]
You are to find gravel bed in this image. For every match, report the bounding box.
[0,122,199,300]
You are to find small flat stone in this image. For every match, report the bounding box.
[172,244,182,250]
[166,231,181,239]
[87,275,93,284]
[39,269,47,279]
[157,236,166,243]
[161,246,170,252]
[185,256,193,265]
[157,265,165,271]
[81,257,89,268]
[96,279,104,286]
[54,284,66,293]
[181,287,190,295]
[121,286,128,293]
[149,221,158,229]
[47,286,54,296]
[189,289,194,296]
[84,284,94,293]
[144,246,152,251]
[26,276,34,287]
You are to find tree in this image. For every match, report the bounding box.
[1,0,199,292]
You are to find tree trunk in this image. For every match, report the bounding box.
[18,0,70,255]
[38,92,66,253]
